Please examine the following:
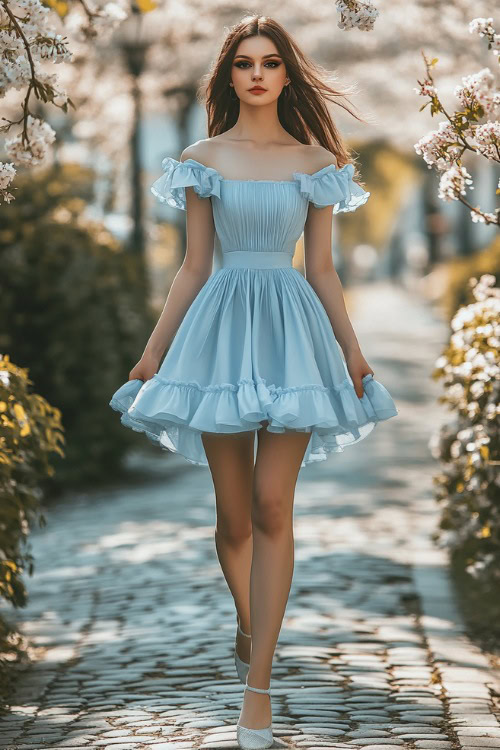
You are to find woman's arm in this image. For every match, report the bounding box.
[302,204,374,398]
[131,152,216,380]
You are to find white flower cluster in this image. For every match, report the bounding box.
[336,0,379,32]
[470,209,498,224]
[474,120,500,160]
[438,164,473,202]
[454,68,500,116]
[0,162,16,203]
[469,17,500,58]
[414,121,464,171]
[5,115,56,166]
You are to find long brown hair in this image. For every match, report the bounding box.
[200,14,369,180]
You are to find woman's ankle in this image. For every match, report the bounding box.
[237,614,251,635]
[246,671,271,690]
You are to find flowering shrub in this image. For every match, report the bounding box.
[0,354,64,609]
[0,353,64,705]
[429,274,500,581]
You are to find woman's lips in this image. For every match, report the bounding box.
[249,88,267,94]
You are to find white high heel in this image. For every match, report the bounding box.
[234,617,251,684]
[236,679,273,750]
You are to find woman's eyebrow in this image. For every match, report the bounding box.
[234,54,282,59]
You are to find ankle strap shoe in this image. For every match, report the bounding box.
[236,679,273,749]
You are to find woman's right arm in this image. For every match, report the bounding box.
[129,157,216,382]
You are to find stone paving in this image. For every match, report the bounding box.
[1,281,499,750]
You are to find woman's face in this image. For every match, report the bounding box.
[231,35,288,105]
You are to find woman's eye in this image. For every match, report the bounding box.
[235,61,280,69]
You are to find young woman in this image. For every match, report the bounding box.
[110,14,398,750]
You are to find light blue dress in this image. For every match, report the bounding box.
[109,156,399,468]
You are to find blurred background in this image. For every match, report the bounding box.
[0,0,498,730]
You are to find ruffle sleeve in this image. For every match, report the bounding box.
[150,157,221,210]
[293,163,370,213]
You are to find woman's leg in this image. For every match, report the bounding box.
[201,429,256,663]
[239,423,311,729]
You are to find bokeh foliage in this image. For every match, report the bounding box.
[0,163,156,490]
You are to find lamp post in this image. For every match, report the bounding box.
[115,6,148,259]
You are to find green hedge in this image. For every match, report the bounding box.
[0,164,156,490]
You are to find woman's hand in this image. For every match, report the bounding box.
[128,351,162,383]
[345,348,374,399]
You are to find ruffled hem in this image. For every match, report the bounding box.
[293,163,370,212]
[109,373,398,469]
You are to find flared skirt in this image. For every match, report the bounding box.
[109,266,398,468]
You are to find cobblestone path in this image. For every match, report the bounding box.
[1,282,499,750]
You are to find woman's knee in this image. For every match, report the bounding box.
[251,485,292,536]
[215,515,253,545]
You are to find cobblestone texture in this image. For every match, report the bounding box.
[1,282,499,750]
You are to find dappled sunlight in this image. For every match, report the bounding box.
[82,522,214,563]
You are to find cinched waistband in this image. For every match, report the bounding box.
[221,250,294,269]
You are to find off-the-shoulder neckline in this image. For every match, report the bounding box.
[173,157,349,184]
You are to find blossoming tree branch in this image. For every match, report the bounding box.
[0,0,134,203]
[414,17,500,227]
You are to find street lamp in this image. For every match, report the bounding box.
[114,6,149,259]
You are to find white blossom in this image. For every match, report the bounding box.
[414,79,438,98]
[438,164,474,202]
[469,17,500,57]
[0,161,16,202]
[414,121,464,171]
[473,120,500,160]
[5,115,56,166]
[454,68,500,115]
[471,209,498,224]
[0,161,16,188]
[336,0,379,32]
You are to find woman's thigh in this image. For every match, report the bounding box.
[201,429,255,534]
[252,423,311,525]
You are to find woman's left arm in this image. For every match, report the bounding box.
[303,203,374,398]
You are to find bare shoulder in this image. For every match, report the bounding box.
[180,138,220,166]
[301,144,338,171]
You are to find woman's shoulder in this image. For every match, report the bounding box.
[180,138,221,167]
[178,139,339,177]
[300,144,338,173]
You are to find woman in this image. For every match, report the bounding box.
[110,14,398,750]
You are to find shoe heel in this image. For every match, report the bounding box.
[236,679,273,750]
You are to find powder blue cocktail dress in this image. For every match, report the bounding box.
[109,156,398,468]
